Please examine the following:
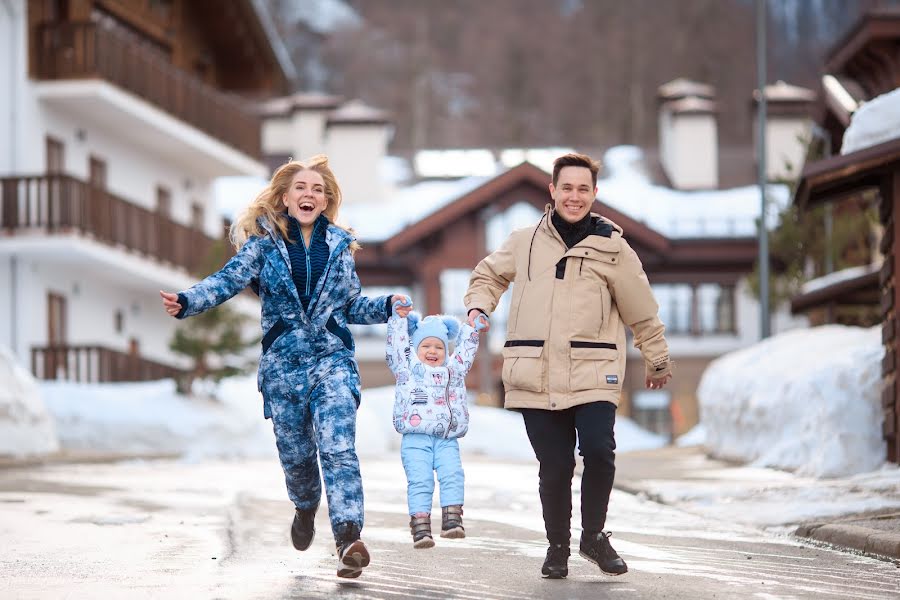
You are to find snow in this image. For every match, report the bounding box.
[0,346,59,457]
[841,87,900,155]
[698,325,884,478]
[675,423,706,447]
[340,175,490,242]
[597,146,789,238]
[0,343,664,462]
[800,262,880,294]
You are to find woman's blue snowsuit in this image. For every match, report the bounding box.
[175,216,390,539]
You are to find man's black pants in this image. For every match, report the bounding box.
[520,401,616,546]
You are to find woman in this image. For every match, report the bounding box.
[160,156,411,578]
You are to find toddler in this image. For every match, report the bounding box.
[385,301,486,548]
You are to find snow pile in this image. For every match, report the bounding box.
[842,87,900,155]
[675,423,706,447]
[0,346,60,457]
[30,377,666,463]
[40,376,277,462]
[698,325,884,478]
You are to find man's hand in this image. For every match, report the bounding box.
[160,291,182,317]
[467,309,490,332]
[392,294,413,317]
[645,373,672,390]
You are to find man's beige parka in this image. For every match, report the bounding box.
[464,206,671,411]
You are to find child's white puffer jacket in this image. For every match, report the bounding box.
[385,315,479,438]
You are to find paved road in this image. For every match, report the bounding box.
[1,456,898,599]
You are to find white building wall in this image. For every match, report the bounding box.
[326,125,391,206]
[13,257,193,367]
[40,110,221,236]
[0,0,36,175]
[261,116,293,156]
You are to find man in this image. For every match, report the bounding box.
[464,153,672,579]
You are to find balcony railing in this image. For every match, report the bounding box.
[34,21,261,158]
[32,345,186,383]
[0,174,232,275]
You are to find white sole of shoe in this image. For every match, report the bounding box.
[337,540,370,578]
[578,550,628,576]
[413,536,435,549]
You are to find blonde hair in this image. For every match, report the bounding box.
[230,155,360,254]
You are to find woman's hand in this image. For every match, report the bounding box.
[391,294,412,317]
[160,291,182,317]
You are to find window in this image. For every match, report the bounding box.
[631,390,672,440]
[89,156,107,189]
[156,186,171,218]
[114,309,124,334]
[697,283,736,334]
[191,202,205,231]
[486,201,542,252]
[440,269,473,318]
[46,137,64,174]
[47,292,67,346]
[652,283,736,335]
[653,284,692,334]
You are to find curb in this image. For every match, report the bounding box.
[795,522,900,561]
[0,451,179,470]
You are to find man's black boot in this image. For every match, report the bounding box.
[579,531,628,576]
[290,507,316,551]
[541,543,570,579]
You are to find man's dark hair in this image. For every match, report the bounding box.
[552,153,601,187]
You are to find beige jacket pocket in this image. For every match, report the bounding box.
[569,342,619,392]
[502,342,545,393]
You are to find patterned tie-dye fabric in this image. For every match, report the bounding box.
[175,216,389,539]
[385,315,480,438]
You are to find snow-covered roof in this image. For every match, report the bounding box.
[259,92,344,116]
[327,99,391,125]
[597,146,788,238]
[841,87,900,155]
[341,176,491,242]
[754,80,816,103]
[658,78,716,100]
[800,263,881,295]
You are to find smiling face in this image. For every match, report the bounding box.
[417,337,446,366]
[549,165,597,223]
[282,169,327,226]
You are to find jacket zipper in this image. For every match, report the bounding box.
[301,220,318,296]
[444,376,451,439]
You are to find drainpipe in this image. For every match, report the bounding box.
[2,0,18,173]
[10,255,18,357]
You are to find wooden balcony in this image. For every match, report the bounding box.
[0,174,232,275]
[34,21,261,159]
[32,345,186,383]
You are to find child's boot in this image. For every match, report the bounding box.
[440,505,465,538]
[409,514,435,549]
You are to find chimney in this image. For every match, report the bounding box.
[259,92,343,170]
[753,81,816,181]
[657,78,719,190]
[324,100,393,206]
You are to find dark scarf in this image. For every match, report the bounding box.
[551,210,594,249]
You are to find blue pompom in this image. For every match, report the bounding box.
[406,311,422,337]
[442,316,461,341]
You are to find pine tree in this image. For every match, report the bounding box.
[747,138,880,326]
[169,238,259,393]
